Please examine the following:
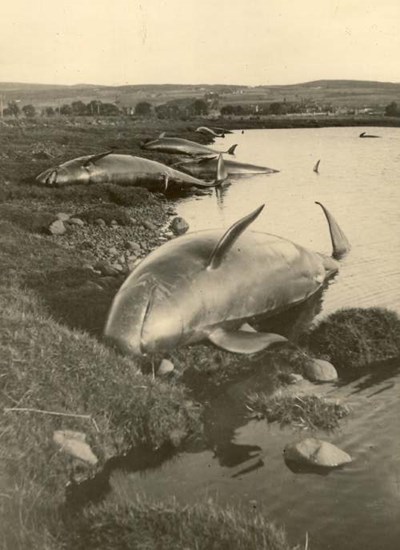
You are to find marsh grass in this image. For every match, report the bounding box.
[247,393,350,431]
[304,307,400,371]
[63,498,296,550]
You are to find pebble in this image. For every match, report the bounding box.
[284,438,352,468]
[125,240,141,254]
[53,430,98,465]
[305,359,338,382]
[68,217,85,226]
[95,218,106,227]
[49,219,67,235]
[142,220,157,232]
[158,359,174,376]
[108,246,118,256]
[170,216,189,236]
[56,212,70,221]
[93,261,120,276]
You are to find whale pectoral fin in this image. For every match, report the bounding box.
[208,327,287,354]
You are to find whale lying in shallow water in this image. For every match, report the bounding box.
[141,135,238,157]
[104,202,350,358]
[173,156,279,179]
[36,152,227,190]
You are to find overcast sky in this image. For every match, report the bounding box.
[1,0,399,86]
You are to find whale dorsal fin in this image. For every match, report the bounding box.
[207,204,264,270]
[83,150,113,167]
[159,132,166,138]
[315,201,351,259]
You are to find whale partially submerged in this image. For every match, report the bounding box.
[359,131,380,138]
[141,135,238,157]
[196,126,225,138]
[173,156,278,179]
[104,202,350,358]
[36,152,227,190]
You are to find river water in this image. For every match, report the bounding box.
[110,128,400,549]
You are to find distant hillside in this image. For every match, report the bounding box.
[0,79,399,110]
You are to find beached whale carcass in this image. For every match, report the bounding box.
[173,156,279,179]
[141,135,238,157]
[104,202,350,357]
[35,151,227,190]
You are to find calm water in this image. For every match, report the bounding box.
[111,128,400,550]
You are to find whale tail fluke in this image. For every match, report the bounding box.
[315,202,351,259]
[226,144,238,155]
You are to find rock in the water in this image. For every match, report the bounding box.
[56,212,70,221]
[68,217,85,226]
[305,359,338,382]
[158,359,174,376]
[170,216,189,236]
[49,219,67,235]
[53,430,98,465]
[284,438,352,468]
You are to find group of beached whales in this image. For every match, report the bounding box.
[36,126,351,360]
[35,126,278,192]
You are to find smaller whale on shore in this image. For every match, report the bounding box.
[359,131,380,138]
[173,156,278,179]
[36,152,227,191]
[142,135,238,157]
[196,126,224,138]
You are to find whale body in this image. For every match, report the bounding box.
[35,152,226,190]
[104,202,350,358]
[173,156,278,179]
[141,136,237,157]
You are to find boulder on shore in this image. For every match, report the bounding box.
[305,359,338,382]
[284,437,352,468]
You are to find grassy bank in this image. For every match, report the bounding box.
[0,117,297,549]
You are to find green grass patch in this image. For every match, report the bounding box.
[63,498,295,550]
[304,307,400,370]
[247,393,350,431]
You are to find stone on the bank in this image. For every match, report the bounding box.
[53,430,98,465]
[93,261,120,276]
[56,212,70,221]
[158,359,174,376]
[110,262,124,272]
[288,373,304,384]
[142,219,157,232]
[94,218,106,227]
[110,219,118,226]
[108,246,118,256]
[125,240,141,254]
[170,216,189,236]
[49,219,67,235]
[69,217,85,226]
[284,438,352,468]
[305,359,338,382]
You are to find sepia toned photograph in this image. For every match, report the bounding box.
[1,1,399,549]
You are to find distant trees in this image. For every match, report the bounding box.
[385,101,400,117]
[22,104,36,118]
[190,99,208,116]
[6,101,20,117]
[43,106,55,117]
[60,104,72,115]
[134,101,152,117]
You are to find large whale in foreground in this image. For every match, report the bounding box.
[35,152,227,190]
[173,156,279,178]
[104,202,350,357]
[141,135,238,157]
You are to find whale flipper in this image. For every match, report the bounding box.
[315,201,351,259]
[207,204,264,270]
[83,151,113,167]
[208,327,287,353]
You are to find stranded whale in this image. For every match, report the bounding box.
[104,202,350,358]
[35,152,227,191]
[141,135,238,157]
[173,156,279,178]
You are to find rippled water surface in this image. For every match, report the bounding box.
[176,127,400,317]
[110,128,400,550]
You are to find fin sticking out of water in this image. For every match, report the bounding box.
[313,159,321,173]
[226,144,238,155]
[83,150,113,167]
[315,201,351,259]
[207,204,265,270]
[159,132,166,138]
[208,327,287,353]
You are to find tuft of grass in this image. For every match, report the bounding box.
[247,393,350,431]
[0,204,56,233]
[63,498,296,550]
[304,307,400,370]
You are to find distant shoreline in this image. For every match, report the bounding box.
[206,115,400,130]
